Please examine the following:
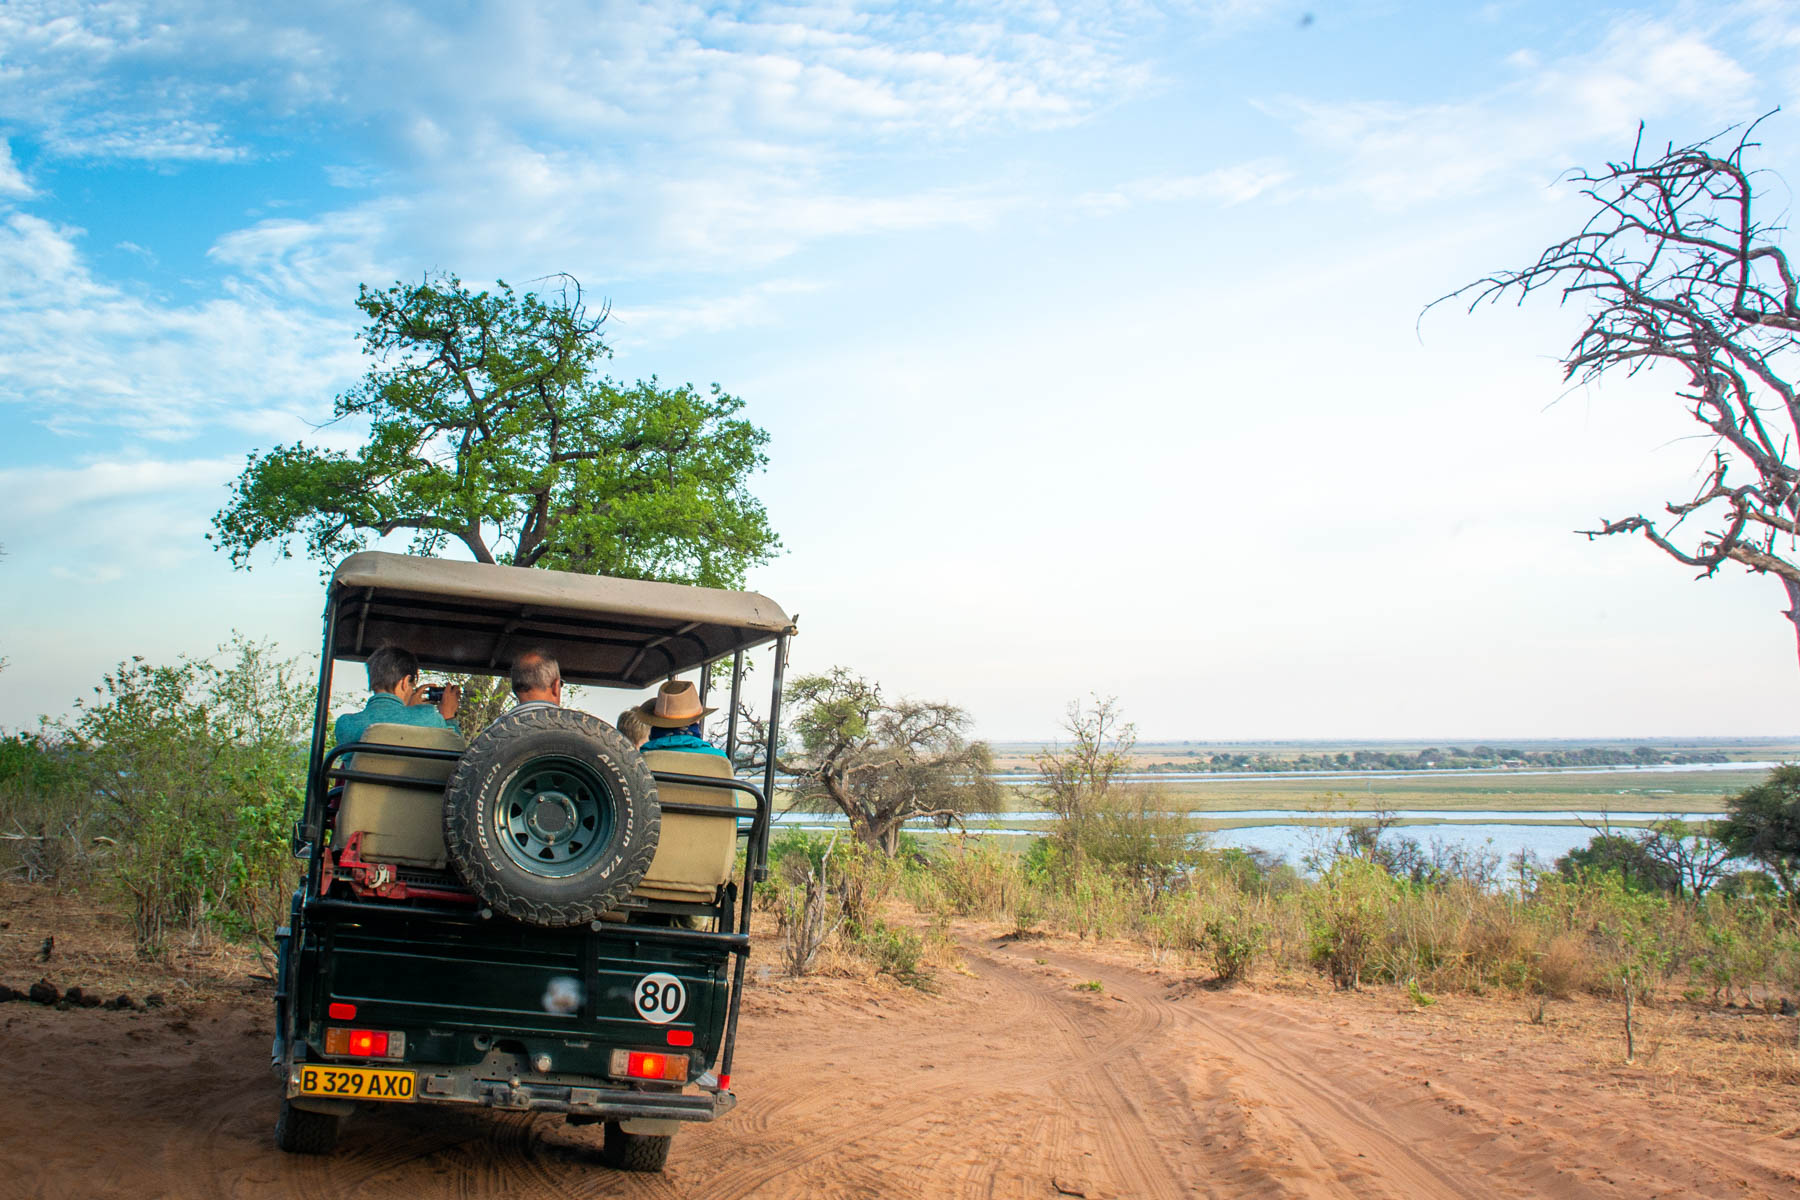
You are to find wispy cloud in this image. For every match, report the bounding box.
[0,213,361,438]
[0,139,32,198]
[0,455,241,519]
[1076,159,1292,214]
[1272,15,1759,207]
[608,278,826,345]
[0,1,1174,164]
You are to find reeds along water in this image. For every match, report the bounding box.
[759,832,1800,1005]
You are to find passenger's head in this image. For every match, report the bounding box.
[615,708,651,748]
[511,649,563,705]
[365,645,420,695]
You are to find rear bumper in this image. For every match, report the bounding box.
[283,1058,735,1123]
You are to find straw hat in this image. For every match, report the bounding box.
[634,679,718,729]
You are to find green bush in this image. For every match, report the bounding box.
[1202,912,1264,983]
[866,812,1800,1014]
[57,637,311,958]
[0,732,97,884]
[847,919,931,989]
[1306,858,1395,989]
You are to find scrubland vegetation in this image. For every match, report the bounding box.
[7,647,1800,1071]
[769,699,1800,1067]
[769,817,1800,1008]
[1,638,310,962]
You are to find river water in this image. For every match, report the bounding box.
[763,760,1781,868]
[766,812,1668,868]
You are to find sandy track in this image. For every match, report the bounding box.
[3,932,1796,1199]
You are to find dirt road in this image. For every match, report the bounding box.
[3,931,1796,1199]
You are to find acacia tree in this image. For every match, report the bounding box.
[755,667,997,856]
[1717,765,1800,893]
[211,273,779,587]
[1444,119,1800,659]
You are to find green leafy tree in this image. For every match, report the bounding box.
[1555,831,1679,894]
[65,637,312,956]
[1716,765,1800,893]
[760,667,998,857]
[211,273,779,587]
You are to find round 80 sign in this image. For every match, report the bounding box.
[633,972,687,1024]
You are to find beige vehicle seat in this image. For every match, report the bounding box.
[635,750,752,902]
[336,723,465,868]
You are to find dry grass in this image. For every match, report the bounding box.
[0,880,266,1007]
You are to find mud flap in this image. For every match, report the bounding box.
[289,1096,355,1117]
[619,1118,680,1136]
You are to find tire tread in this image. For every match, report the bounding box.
[274,1099,340,1155]
[443,707,660,928]
[602,1122,672,1172]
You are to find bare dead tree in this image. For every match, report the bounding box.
[1639,818,1734,897]
[742,667,998,856]
[1438,115,1800,661]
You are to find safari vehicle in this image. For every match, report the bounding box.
[272,551,792,1172]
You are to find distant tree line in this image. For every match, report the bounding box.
[1119,745,1733,774]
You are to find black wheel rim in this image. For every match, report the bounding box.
[494,755,615,877]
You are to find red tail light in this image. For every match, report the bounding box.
[328,1002,356,1021]
[324,1026,405,1059]
[610,1049,688,1082]
[665,1030,694,1047]
[349,1029,387,1057]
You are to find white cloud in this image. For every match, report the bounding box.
[0,456,240,581]
[0,455,242,519]
[608,278,825,345]
[1076,159,1292,213]
[0,1,1173,163]
[0,1,1225,281]
[1274,15,1758,207]
[0,213,362,438]
[0,139,31,197]
[53,118,248,163]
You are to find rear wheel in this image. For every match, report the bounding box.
[444,708,660,927]
[274,1098,340,1155]
[602,1121,672,1172]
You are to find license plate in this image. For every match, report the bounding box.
[295,1064,416,1102]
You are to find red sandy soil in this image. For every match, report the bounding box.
[2,885,1798,1198]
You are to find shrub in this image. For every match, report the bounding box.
[932,836,1016,917]
[58,637,311,956]
[0,732,97,884]
[1533,932,1592,999]
[1306,859,1394,989]
[1202,913,1264,983]
[848,919,931,989]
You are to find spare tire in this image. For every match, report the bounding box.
[444,707,659,927]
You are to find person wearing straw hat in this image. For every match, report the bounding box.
[634,679,728,758]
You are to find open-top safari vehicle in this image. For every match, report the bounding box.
[272,552,793,1171]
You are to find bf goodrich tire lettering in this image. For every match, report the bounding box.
[444,708,660,927]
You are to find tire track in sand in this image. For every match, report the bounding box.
[684,935,1189,1200]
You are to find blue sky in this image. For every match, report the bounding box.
[5,0,1800,739]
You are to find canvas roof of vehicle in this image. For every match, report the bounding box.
[328,551,795,688]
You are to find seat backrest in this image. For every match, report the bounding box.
[336,723,464,868]
[636,750,750,901]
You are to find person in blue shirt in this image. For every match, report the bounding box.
[334,644,462,746]
[632,680,727,758]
